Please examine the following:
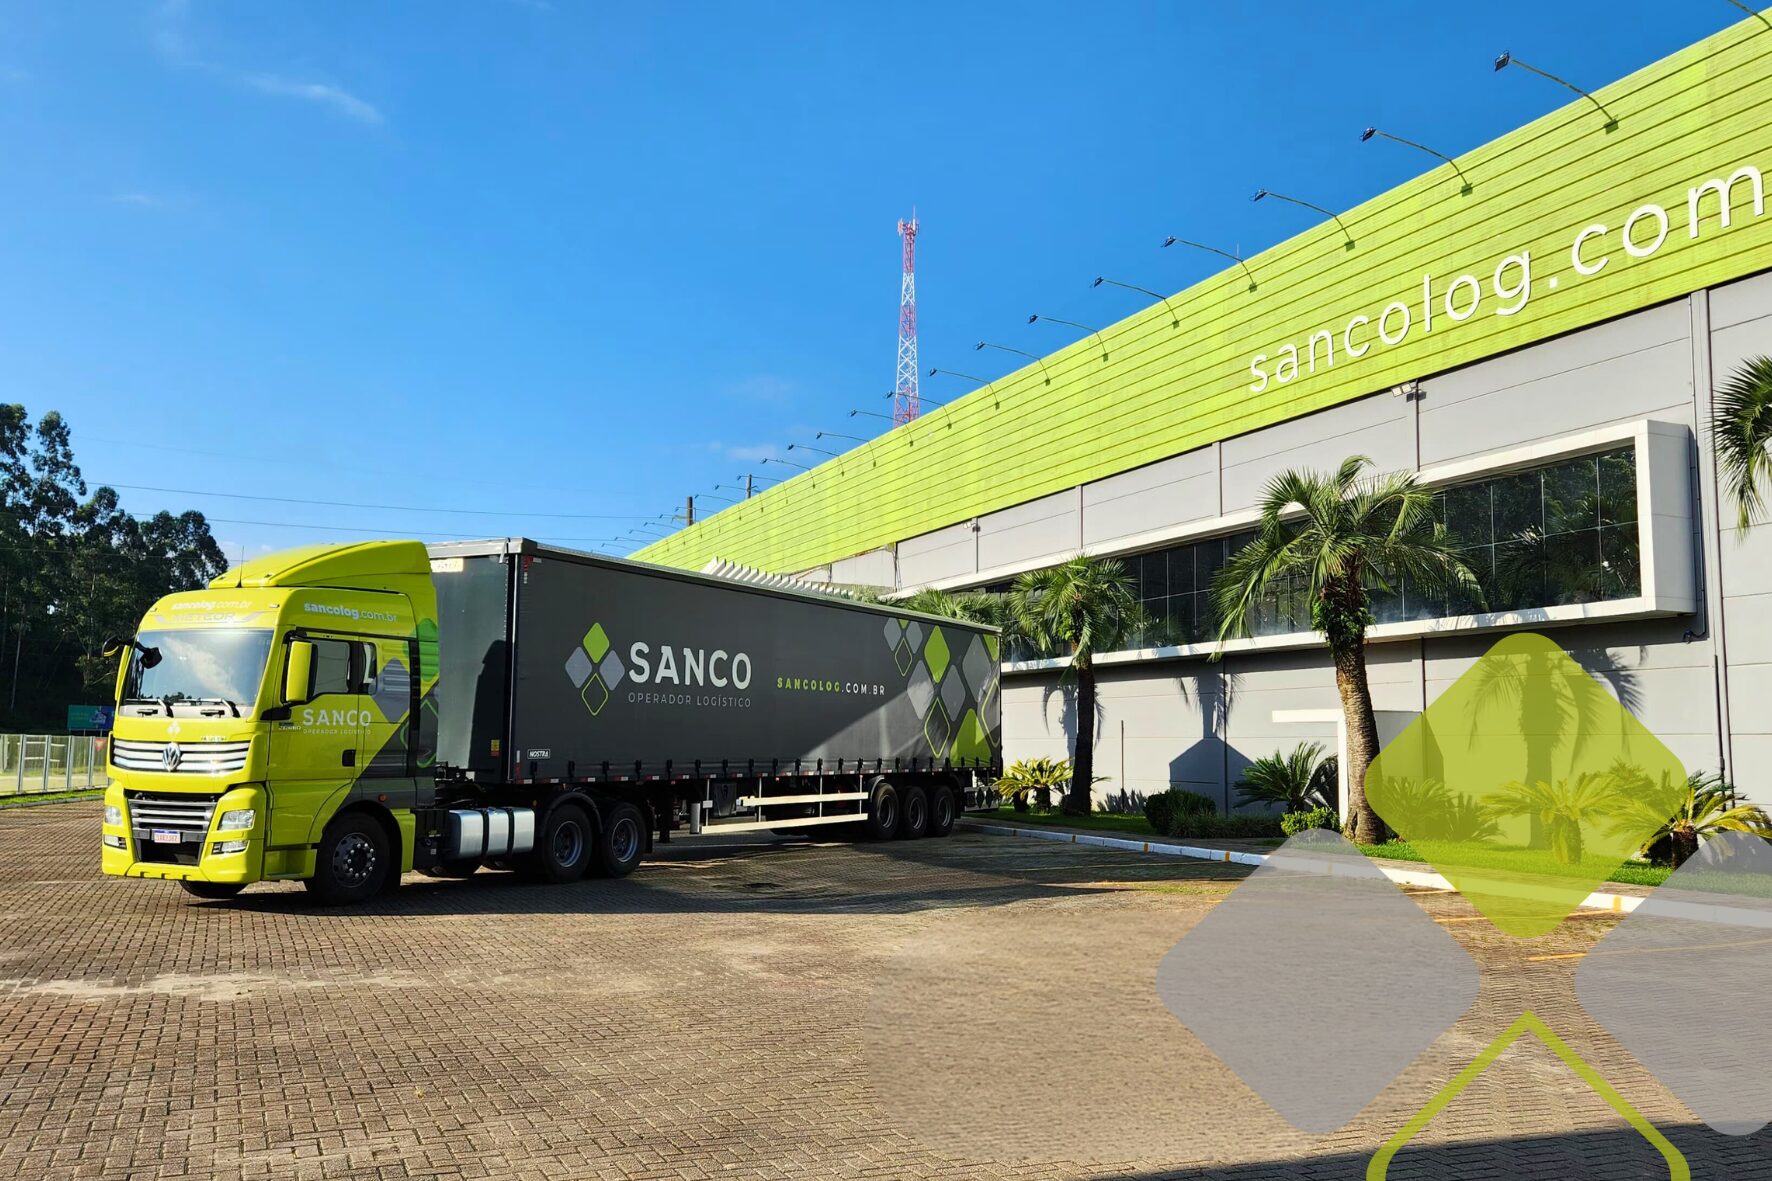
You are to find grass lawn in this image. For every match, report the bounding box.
[0,788,103,809]
[1358,838,1671,888]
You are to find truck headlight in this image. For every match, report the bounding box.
[212,839,248,855]
[104,805,122,826]
[103,833,126,849]
[218,809,256,831]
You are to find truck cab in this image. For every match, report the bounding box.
[100,540,438,902]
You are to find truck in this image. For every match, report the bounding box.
[99,538,1002,903]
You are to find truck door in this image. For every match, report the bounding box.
[266,633,374,851]
[358,633,418,806]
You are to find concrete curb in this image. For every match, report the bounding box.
[959,817,1645,914]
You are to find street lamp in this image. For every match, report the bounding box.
[1252,189,1355,248]
[1093,276,1179,327]
[1028,313,1108,359]
[1494,51,1617,129]
[1162,236,1257,290]
[816,431,869,444]
[928,366,991,386]
[976,340,1051,382]
[1360,127,1473,194]
[762,456,812,472]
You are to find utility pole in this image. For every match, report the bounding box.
[745,474,754,499]
[685,495,695,526]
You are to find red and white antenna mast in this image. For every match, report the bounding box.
[893,214,921,425]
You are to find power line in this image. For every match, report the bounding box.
[200,516,620,544]
[89,480,652,521]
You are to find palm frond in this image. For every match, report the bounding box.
[1714,356,1772,531]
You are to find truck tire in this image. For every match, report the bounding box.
[927,785,957,837]
[863,781,900,840]
[898,786,930,839]
[179,880,245,900]
[305,812,391,905]
[592,802,646,878]
[530,803,593,884]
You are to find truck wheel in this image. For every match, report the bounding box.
[898,786,930,839]
[591,802,645,878]
[927,786,957,837]
[863,781,900,840]
[305,812,391,905]
[179,880,245,900]
[531,803,593,884]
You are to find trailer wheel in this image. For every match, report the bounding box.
[306,812,391,905]
[863,781,900,840]
[179,880,245,900]
[527,803,593,884]
[927,785,956,837]
[898,786,930,839]
[593,802,646,878]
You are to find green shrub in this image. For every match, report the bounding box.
[1235,742,1335,813]
[995,758,1073,812]
[1143,788,1217,834]
[1281,806,1341,836]
[1167,813,1284,840]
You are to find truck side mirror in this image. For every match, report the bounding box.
[101,635,129,658]
[283,640,315,706]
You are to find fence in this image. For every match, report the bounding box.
[0,734,108,797]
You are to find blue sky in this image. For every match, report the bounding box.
[0,1,1750,565]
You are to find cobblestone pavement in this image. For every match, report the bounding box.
[0,802,1766,1179]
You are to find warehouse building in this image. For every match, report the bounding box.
[638,17,1772,808]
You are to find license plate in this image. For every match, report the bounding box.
[151,829,182,845]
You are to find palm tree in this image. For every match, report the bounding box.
[1234,741,1334,813]
[1712,355,1772,531]
[1011,555,1143,815]
[1212,457,1480,844]
[1608,767,1772,868]
[1486,773,1624,866]
[899,586,1010,628]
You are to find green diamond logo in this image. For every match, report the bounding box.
[923,699,951,758]
[1368,632,1684,938]
[925,626,950,684]
[584,622,611,662]
[581,672,610,717]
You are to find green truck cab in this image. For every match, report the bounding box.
[101,540,438,903]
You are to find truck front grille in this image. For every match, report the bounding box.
[111,739,251,776]
[125,790,222,865]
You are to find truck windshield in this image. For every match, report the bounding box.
[121,628,274,714]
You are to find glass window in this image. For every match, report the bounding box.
[971,446,1640,657]
[308,638,376,697]
[123,629,274,710]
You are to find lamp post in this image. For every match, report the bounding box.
[881,390,946,407]
[849,409,894,422]
[1162,236,1257,290]
[1093,276,1179,327]
[928,366,991,386]
[1252,189,1355,248]
[1360,127,1473,193]
[976,340,1051,382]
[1028,313,1108,358]
[1494,51,1617,129]
[815,431,869,444]
[762,456,812,472]
[788,442,839,458]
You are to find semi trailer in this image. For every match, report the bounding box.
[99,538,1002,903]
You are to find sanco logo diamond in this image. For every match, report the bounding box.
[565,622,624,716]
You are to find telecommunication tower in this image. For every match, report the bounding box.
[893,216,921,425]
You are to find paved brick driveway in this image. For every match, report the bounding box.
[0,802,1765,1179]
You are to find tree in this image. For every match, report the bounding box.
[0,406,227,727]
[1234,741,1335,813]
[1211,457,1480,844]
[1010,555,1143,815]
[1608,767,1772,868]
[1712,355,1772,531]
